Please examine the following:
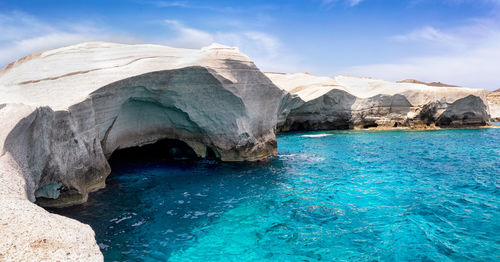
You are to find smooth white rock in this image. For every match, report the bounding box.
[267,72,491,130]
[0,42,286,260]
[487,90,500,121]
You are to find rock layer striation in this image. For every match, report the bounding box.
[0,43,495,260]
[268,73,490,131]
[0,42,285,260]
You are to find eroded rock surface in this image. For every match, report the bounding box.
[1,42,284,205]
[0,152,102,261]
[487,89,500,121]
[0,42,285,260]
[267,73,490,131]
[0,42,494,260]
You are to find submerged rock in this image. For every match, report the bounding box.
[267,73,491,131]
[0,42,285,259]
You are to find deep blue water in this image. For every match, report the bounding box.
[53,126,500,261]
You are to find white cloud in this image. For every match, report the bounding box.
[348,0,365,6]
[161,20,303,73]
[0,12,303,74]
[0,12,139,68]
[392,26,455,43]
[413,0,500,5]
[163,19,214,48]
[389,26,468,51]
[341,21,500,90]
[153,1,189,8]
[322,0,365,7]
[6,8,497,92]
[149,1,239,12]
[324,0,500,8]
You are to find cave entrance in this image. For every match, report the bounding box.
[363,122,379,129]
[108,139,200,166]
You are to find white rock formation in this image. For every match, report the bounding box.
[268,73,490,131]
[0,42,493,260]
[487,89,500,121]
[0,42,285,259]
[0,152,102,261]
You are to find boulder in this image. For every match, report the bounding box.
[267,73,490,131]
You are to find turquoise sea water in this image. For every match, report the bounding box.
[52,126,500,261]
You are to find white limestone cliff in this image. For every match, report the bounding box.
[268,73,490,131]
[0,42,286,260]
[0,42,494,261]
[487,89,500,121]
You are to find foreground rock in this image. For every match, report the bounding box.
[0,42,285,259]
[0,154,102,261]
[487,89,500,121]
[268,73,490,131]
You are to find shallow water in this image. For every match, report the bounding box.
[52,126,500,261]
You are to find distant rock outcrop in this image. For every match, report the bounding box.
[488,90,500,121]
[268,73,490,131]
[397,79,460,87]
[0,42,286,259]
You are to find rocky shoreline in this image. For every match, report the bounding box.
[487,89,500,122]
[268,73,490,132]
[0,42,494,260]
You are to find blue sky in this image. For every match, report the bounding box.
[0,0,499,90]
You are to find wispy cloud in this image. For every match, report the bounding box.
[163,19,214,48]
[160,19,303,73]
[389,26,467,51]
[411,0,500,5]
[2,4,498,91]
[341,18,500,90]
[391,26,455,43]
[149,1,240,12]
[347,0,365,6]
[152,1,189,8]
[0,11,139,68]
[0,11,303,74]
[322,0,366,7]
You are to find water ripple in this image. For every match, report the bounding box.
[51,128,500,261]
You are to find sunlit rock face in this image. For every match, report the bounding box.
[268,73,490,131]
[0,42,286,259]
[0,42,284,207]
[0,43,285,261]
[487,89,500,121]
